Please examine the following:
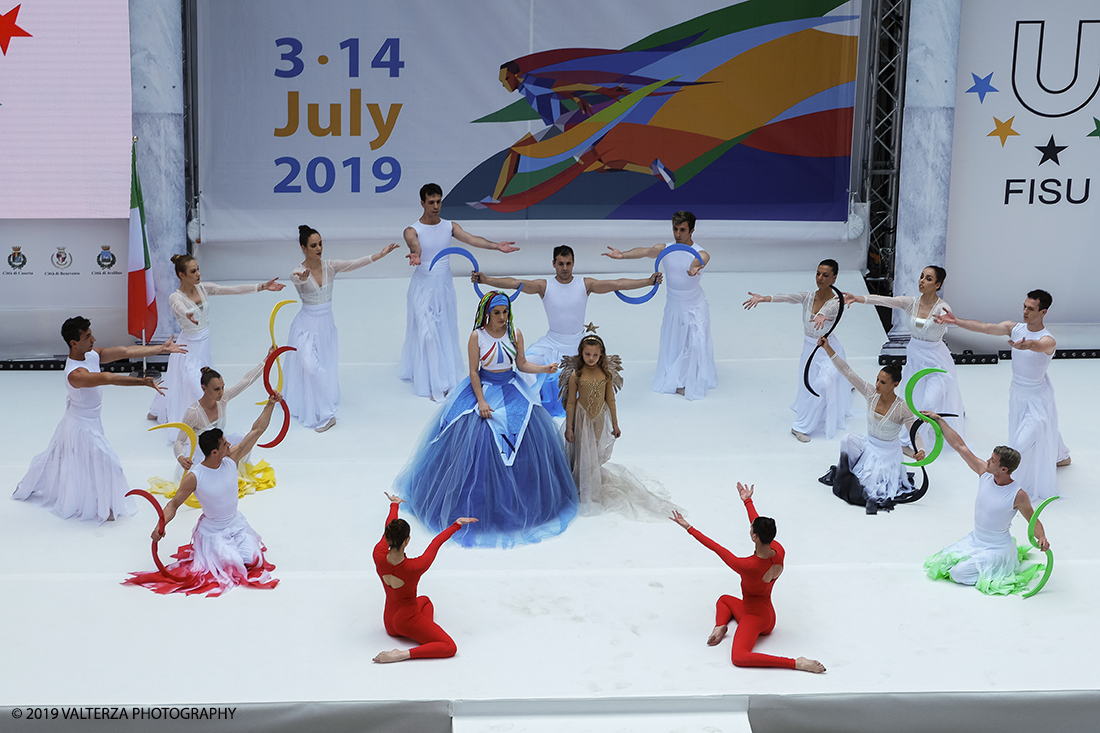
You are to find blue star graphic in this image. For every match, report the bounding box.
[966,72,998,103]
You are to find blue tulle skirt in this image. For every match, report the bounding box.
[395,369,578,548]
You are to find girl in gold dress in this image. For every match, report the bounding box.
[560,330,678,520]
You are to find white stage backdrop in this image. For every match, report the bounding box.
[946,0,1100,325]
[0,0,133,359]
[195,0,864,256]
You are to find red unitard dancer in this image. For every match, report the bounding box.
[671,482,825,673]
[372,493,478,663]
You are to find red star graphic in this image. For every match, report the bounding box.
[0,4,33,56]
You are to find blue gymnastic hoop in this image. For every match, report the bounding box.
[613,244,705,305]
[430,247,522,302]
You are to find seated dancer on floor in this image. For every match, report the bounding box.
[670,483,825,673]
[472,244,660,416]
[373,493,477,663]
[817,336,925,514]
[124,395,282,596]
[394,291,578,548]
[148,353,275,503]
[559,329,679,520]
[14,316,182,523]
[922,413,1049,596]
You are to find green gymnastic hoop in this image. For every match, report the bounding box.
[1022,495,1059,598]
[902,368,947,468]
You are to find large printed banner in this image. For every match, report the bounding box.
[0,1,132,358]
[0,0,132,218]
[196,0,860,244]
[946,0,1100,324]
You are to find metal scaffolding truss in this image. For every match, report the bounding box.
[859,0,911,297]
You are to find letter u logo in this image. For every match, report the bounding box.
[1012,20,1100,117]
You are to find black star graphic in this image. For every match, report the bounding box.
[1035,135,1068,166]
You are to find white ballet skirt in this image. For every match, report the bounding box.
[863,294,965,439]
[285,302,339,428]
[1008,324,1069,502]
[400,219,463,400]
[832,354,921,506]
[284,256,378,428]
[653,242,716,400]
[14,351,136,522]
[565,404,679,521]
[773,291,851,438]
[150,283,259,440]
[841,434,913,505]
[792,334,851,438]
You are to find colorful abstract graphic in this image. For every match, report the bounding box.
[444,0,859,222]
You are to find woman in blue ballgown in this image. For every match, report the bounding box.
[395,292,578,548]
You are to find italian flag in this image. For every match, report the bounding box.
[128,143,158,340]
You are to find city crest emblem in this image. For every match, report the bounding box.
[97,245,117,270]
[51,246,72,269]
[8,246,27,270]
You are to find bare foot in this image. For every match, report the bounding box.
[795,656,825,673]
[1056,456,1071,467]
[707,625,728,646]
[791,429,810,443]
[675,387,686,396]
[372,649,411,664]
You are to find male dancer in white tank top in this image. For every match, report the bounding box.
[400,183,520,401]
[603,211,717,400]
[149,395,281,594]
[922,412,1049,592]
[937,289,1070,501]
[472,245,660,416]
[14,316,183,523]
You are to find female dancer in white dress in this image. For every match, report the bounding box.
[743,260,850,441]
[173,361,264,472]
[844,265,964,439]
[286,225,399,431]
[149,254,284,437]
[560,331,678,520]
[818,337,925,513]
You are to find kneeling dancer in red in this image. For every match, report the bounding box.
[670,482,825,672]
[373,493,477,663]
[124,396,282,596]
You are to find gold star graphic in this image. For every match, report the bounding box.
[987,116,1020,147]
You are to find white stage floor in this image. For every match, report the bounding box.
[1,272,1096,725]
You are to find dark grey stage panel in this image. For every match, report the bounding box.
[749,690,1100,733]
[0,701,450,733]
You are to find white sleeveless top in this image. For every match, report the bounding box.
[974,472,1018,540]
[543,276,588,336]
[477,328,517,372]
[660,242,706,296]
[409,218,453,275]
[66,350,103,417]
[191,458,240,522]
[1010,323,1053,383]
